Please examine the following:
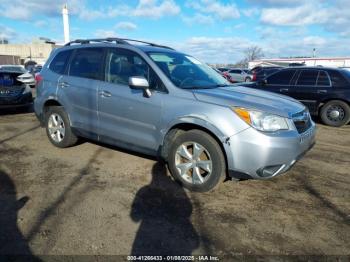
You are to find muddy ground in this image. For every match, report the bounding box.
[0,108,349,259]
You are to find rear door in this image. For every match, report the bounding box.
[97,48,165,153]
[57,47,105,136]
[291,69,329,114]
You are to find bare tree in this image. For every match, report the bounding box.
[234,46,264,68]
[244,46,264,62]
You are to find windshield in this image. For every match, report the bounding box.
[147,51,229,89]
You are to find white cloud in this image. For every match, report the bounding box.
[187,0,240,20]
[182,13,214,26]
[247,0,306,7]
[259,0,350,38]
[132,0,180,18]
[115,22,138,31]
[0,0,84,20]
[94,30,118,38]
[242,8,259,17]
[0,24,17,41]
[34,20,47,28]
[260,4,328,26]
[173,36,255,63]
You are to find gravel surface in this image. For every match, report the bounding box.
[0,109,349,258]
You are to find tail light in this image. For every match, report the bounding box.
[252,72,257,81]
[35,73,43,86]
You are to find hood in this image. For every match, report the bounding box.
[192,85,305,118]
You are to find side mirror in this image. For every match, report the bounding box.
[129,76,152,97]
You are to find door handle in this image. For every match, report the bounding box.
[99,90,112,97]
[317,90,327,94]
[280,88,289,92]
[58,82,69,88]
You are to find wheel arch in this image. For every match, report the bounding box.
[160,119,232,178]
[42,99,74,127]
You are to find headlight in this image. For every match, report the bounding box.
[233,107,289,132]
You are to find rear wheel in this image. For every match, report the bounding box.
[45,106,78,148]
[168,130,226,192]
[320,100,350,127]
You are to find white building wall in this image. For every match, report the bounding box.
[249,58,350,69]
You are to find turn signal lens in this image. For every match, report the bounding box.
[234,108,251,125]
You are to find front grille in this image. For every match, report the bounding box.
[292,110,312,134]
[0,87,24,97]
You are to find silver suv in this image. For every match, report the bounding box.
[34,38,316,192]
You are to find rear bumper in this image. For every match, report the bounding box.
[226,122,316,180]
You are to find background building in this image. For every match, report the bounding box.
[249,57,350,69]
[0,38,59,65]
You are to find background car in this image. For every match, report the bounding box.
[251,66,282,82]
[0,65,33,110]
[217,67,231,72]
[225,68,253,82]
[243,67,350,127]
[0,65,35,87]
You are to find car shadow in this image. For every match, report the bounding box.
[0,170,40,260]
[130,162,200,255]
[0,104,34,116]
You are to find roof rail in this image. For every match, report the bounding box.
[64,38,129,46]
[64,37,174,50]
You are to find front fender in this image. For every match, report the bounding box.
[159,116,235,166]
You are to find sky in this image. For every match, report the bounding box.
[0,0,350,63]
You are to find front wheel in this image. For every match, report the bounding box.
[167,130,226,192]
[245,77,251,82]
[45,106,78,148]
[320,100,350,127]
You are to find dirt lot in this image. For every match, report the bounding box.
[0,108,349,258]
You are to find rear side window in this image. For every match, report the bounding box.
[316,71,330,86]
[296,70,318,86]
[68,48,104,80]
[328,70,348,87]
[267,70,296,85]
[49,50,72,74]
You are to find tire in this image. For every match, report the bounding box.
[245,77,251,82]
[45,106,78,148]
[320,100,350,127]
[167,129,226,192]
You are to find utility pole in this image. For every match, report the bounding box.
[62,4,70,44]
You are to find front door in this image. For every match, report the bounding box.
[263,69,297,95]
[98,48,166,153]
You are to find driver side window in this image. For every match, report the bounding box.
[105,48,165,92]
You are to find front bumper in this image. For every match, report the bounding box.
[226,122,316,180]
[0,92,33,108]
